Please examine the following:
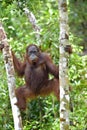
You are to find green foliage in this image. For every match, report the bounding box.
[0,0,87,129]
[69,33,87,129]
[22,97,59,130]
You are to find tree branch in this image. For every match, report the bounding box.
[24,8,42,45]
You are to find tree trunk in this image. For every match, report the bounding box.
[58,0,70,130]
[0,23,23,130]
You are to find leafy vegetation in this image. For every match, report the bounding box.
[0,0,87,130]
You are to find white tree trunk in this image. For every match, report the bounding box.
[58,0,70,130]
[0,23,23,130]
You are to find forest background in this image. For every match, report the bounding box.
[0,0,87,130]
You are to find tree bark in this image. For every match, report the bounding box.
[58,0,70,130]
[0,23,23,130]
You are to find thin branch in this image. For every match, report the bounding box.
[24,8,42,45]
